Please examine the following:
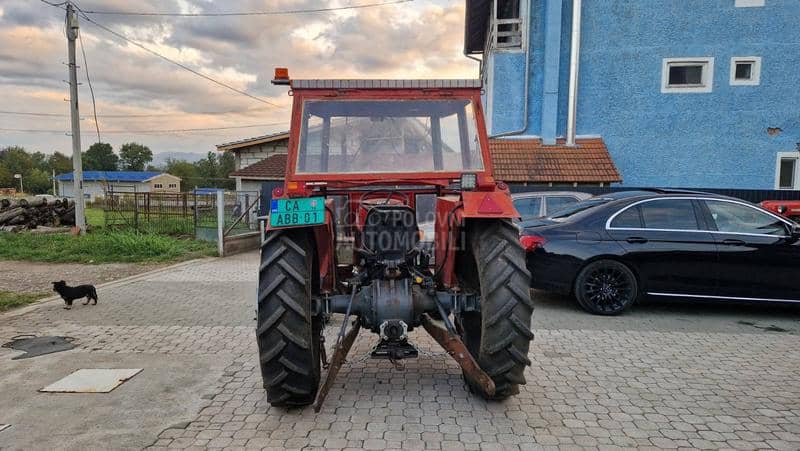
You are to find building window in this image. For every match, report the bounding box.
[168,183,177,189]
[735,0,765,7]
[661,58,714,93]
[776,153,799,190]
[489,0,527,51]
[730,57,761,86]
[154,183,163,189]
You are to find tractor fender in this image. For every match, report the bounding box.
[460,190,520,218]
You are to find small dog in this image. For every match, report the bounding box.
[52,280,98,310]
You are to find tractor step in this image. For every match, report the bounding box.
[371,339,418,360]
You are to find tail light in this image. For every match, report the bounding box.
[520,235,546,252]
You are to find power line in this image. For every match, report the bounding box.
[77,11,280,107]
[80,0,413,17]
[78,27,101,142]
[0,122,289,135]
[39,0,281,108]
[0,108,274,118]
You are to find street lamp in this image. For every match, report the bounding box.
[13,174,23,194]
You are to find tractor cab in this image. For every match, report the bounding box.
[257,69,534,410]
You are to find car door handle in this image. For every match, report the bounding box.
[721,238,746,246]
[626,237,648,244]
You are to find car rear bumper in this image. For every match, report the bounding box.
[526,250,577,295]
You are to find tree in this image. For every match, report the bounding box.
[219,151,235,178]
[83,142,118,171]
[26,168,52,194]
[0,146,35,176]
[119,142,153,171]
[48,152,73,176]
[0,165,13,189]
[164,158,199,180]
[195,151,219,179]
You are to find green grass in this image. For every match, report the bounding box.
[85,207,105,227]
[0,291,48,312]
[0,230,217,264]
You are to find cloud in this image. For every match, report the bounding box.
[0,0,477,156]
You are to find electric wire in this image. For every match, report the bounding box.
[0,108,274,118]
[78,28,101,142]
[39,0,281,108]
[76,11,280,107]
[0,122,288,135]
[79,0,413,17]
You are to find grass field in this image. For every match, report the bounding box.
[85,207,105,227]
[0,230,217,264]
[0,291,48,312]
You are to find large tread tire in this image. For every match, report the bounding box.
[256,228,320,407]
[457,219,534,400]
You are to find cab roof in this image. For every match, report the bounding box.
[290,79,482,89]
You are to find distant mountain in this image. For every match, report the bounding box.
[152,151,206,167]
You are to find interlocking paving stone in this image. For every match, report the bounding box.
[2,251,799,450]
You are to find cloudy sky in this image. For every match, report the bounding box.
[0,0,477,159]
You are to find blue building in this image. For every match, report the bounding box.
[465,0,800,189]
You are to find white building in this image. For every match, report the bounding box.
[56,171,182,201]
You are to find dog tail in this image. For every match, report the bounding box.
[91,286,98,301]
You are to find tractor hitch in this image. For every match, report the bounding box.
[313,318,362,413]
[420,313,496,397]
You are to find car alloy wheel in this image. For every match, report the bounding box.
[575,260,638,315]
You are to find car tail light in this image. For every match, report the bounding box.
[520,235,546,252]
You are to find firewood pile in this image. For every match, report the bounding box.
[0,197,76,232]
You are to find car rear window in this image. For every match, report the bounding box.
[513,197,542,218]
[545,196,579,215]
[639,199,699,230]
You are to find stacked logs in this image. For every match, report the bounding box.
[0,197,76,232]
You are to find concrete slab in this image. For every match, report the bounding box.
[40,368,142,393]
[0,352,231,450]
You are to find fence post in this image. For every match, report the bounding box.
[216,190,225,257]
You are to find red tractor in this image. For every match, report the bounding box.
[760,200,800,222]
[258,69,533,410]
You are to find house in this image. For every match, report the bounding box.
[465,0,800,189]
[55,171,181,201]
[217,131,289,192]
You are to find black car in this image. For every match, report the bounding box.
[521,190,800,315]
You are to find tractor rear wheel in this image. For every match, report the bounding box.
[256,229,321,407]
[456,219,534,400]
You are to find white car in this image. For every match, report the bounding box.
[512,191,593,220]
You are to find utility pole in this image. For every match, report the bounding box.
[66,3,86,232]
[52,169,57,195]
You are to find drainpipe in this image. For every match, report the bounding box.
[489,39,531,138]
[566,0,582,146]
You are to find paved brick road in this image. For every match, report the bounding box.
[1,251,799,450]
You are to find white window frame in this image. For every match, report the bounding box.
[730,56,761,86]
[154,183,163,189]
[487,0,529,52]
[661,57,715,94]
[735,0,765,7]
[775,152,800,190]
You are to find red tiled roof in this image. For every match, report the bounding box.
[227,138,621,184]
[228,153,287,180]
[490,138,621,183]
